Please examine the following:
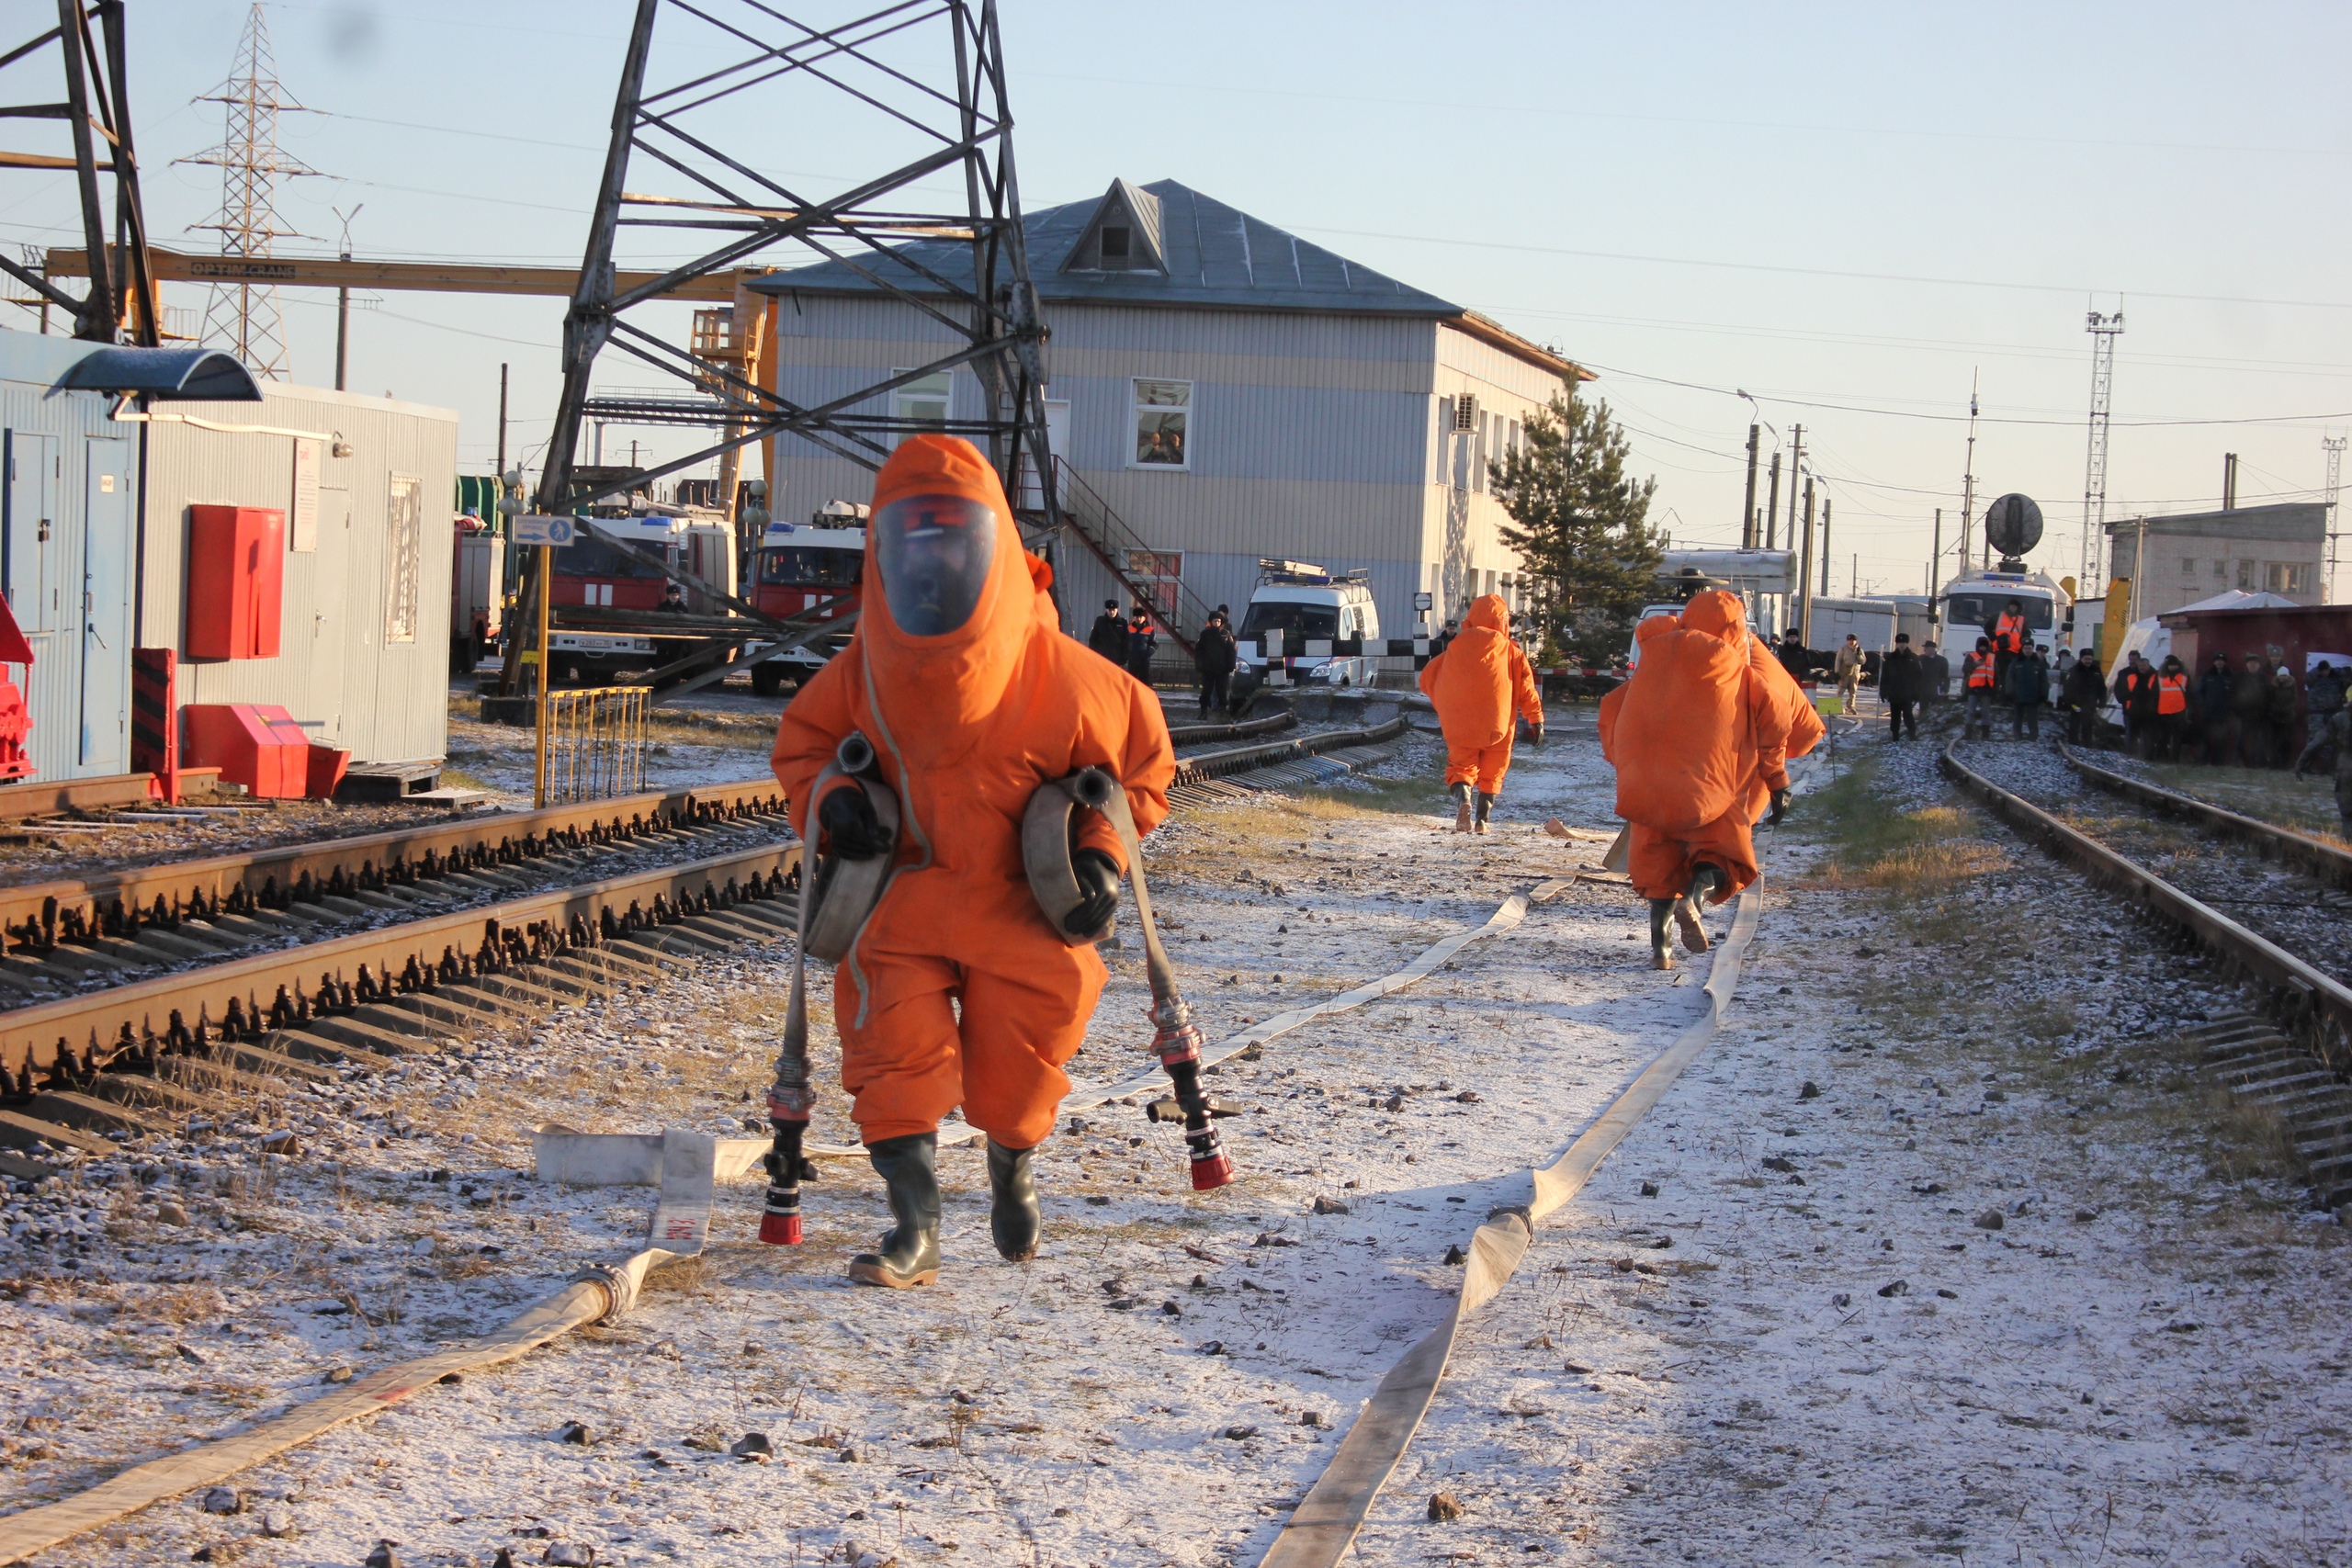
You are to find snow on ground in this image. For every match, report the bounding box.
[4,699,2347,1566]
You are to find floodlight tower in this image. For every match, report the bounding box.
[2081,309,2124,592]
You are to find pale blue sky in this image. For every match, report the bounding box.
[8,0,2351,595]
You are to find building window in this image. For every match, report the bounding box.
[890,368,952,445]
[1125,548,1182,624]
[2212,559,2226,579]
[2179,556,2195,576]
[2237,559,2256,589]
[2267,561,2312,595]
[385,474,422,644]
[1132,378,1191,468]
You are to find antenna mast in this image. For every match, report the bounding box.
[2082,309,2123,592]
[179,3,318,378]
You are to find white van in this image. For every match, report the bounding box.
[1234,560,1384,694]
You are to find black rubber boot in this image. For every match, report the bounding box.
[1474,793,1496,834]
[848,1133,942,1289]
[1646,898,1676,971]
[987,1139,1042,1262]
[1452,782,1474,833]
[1678,863,1724,953]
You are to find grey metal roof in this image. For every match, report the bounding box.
[751,178,1463,317]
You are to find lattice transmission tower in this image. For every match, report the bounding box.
[2081,309,2124,592]
[178,3,317,378]
[538,0,1056,525]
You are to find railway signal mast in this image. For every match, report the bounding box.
[2082,309,2124,593]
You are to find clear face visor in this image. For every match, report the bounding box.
[873,493,997,637]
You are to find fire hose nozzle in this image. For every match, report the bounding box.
[1189,1147,1236,1191]
[759,1117,814,1247]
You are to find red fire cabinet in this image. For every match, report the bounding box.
[186,504,285,660]
[182,704,311,798]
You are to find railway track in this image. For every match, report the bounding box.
[0,708,1408,1164]
[1941,739,2352,1209]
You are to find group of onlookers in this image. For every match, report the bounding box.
[2109,649,2342,769]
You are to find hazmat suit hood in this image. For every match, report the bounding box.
[1464,594,1510,635]
[858,434,1051,759]
[1679,590,1747,647]
[1634,614,1679,648]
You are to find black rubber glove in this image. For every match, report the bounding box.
[1768,788,1792,826]
[1529,722,1545,746]
[1068,848,1121,936]
[818,785,891,861]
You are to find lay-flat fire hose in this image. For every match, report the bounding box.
[1026,767,1234,1190]
[762,733,899,1245]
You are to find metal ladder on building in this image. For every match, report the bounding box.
[1043,457,1215,655]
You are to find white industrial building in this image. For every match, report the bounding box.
[751,178,1589,646]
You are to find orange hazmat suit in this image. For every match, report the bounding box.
[1418,594,1544,794]
[771,436,1176,1149]
[1598,591,1822,903]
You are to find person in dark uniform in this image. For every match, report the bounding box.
[1125,610,1159,685]
[1193,610,1238,719]
[1086,600,1126,663]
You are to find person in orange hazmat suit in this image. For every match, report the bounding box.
[1419,593,1544,834]
[1598,590,1822,970]
[771,435,1176,1289]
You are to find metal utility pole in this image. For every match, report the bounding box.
[2081,310,2122,592]
[536,0,1057,541]
[1819,498,1833,596]
[1798,475,1817,643]
[1763,452,1781,552]
[1960,373,1980,571]
[1786,425,1805,549]
[331,204,361,390]
[0,3,158,345]
[2222,452,2238,511]
[1930,509,1942,594]
[2324,432,2345,602]
[496,363,510,479]
[1741,424,1759,548]
[179,2,318,379]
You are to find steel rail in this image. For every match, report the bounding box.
[1941,739,2352,1043]
[2056,741,2352,891]
[0,779,789,947]
[0,840,801,1067]
[1176,716,1408,784]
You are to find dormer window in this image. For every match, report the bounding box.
[1060,179,1167,276]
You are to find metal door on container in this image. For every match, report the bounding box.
[79,435,132,771]
[311,487,349,747]
[5,430,56,637]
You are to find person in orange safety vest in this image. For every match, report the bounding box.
[771,435,1176,1289]
[1962,636,1999,739]
[2154,654,2192,761]
[1990,599,2029,694]
[1419,593,1544,834]
[1599,591,1824,970]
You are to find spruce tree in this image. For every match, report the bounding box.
[1487,389,1661,664]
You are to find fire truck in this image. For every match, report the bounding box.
[747,502,865,696]
[539,512,736,684]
